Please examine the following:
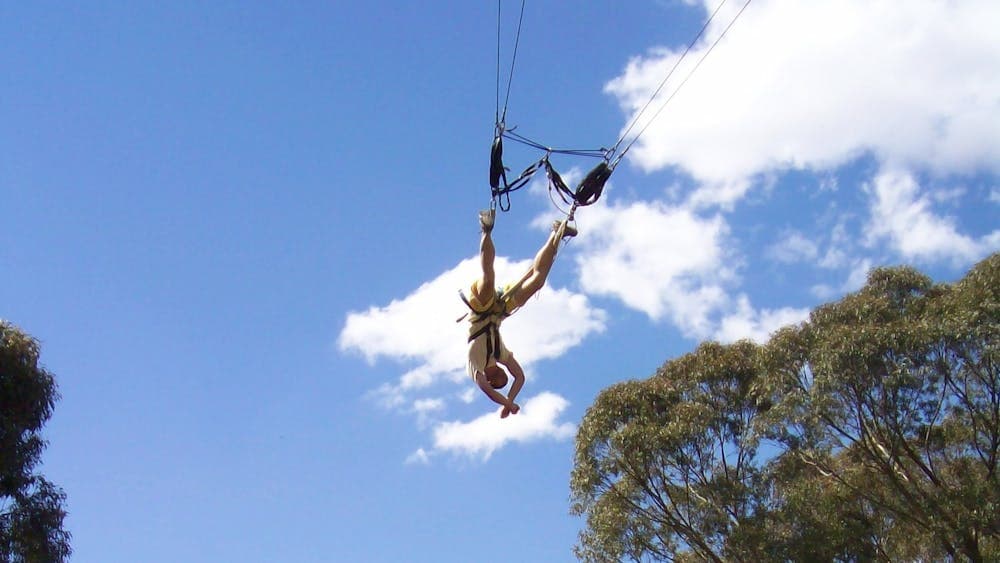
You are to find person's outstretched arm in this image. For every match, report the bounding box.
[475,372,516,410]
[499,356,525,409]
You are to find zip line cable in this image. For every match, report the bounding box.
[495,2,501,125]
[488,0,752,213]
[496,0,527,130]
[613,0,754,165]
[610,0,730,157]
[503,130,608,158]
[495,0,606,158]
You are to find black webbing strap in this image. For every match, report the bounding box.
[490,126,614,212]
[457,289,512,323]
[489,135,506,190]
[544,159,575,206]
[490,134,548,212]
[575,161,611,206]
[467,322,502,362]
[544,159,612,208]
[464,288,508,364]
[457,290,488,323]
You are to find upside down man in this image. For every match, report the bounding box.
[461,208,576,418]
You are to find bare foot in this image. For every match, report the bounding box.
[509,403,520,415]
[500,406,511,418]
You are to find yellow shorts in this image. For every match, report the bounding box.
[466,282,517,315]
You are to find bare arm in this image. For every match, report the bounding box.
[475,371,515,409]
[499,356,526,408]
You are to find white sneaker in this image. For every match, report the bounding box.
[552,220,578,238]
[480,209,495,233]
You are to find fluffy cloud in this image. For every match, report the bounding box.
[766,231,819,264]
[715,295,809,344]
[347,1,1000,465]
[339,254,604,460]
[339,261,471,388]
[606,0,1000,206]
[550,196,812,341]
[811,257,874,300]
[404,448,430,466]
[430,392,576,461]
[339,256,606,393]
[568,198,734,337]
[412,398,445,430]
[864,168,1000,265]
[600,0,998,306]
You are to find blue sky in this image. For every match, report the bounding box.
[2,1,998,562]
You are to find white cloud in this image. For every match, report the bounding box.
[818,221,852,270]
[714,295,809,344]
[931,186,966,205]
[567,198,734,338]
[412,398,445,429]
[347,1,1000,465]
[340,256,606,393]
[606,0,1000,205]
[818,176,838,194]
[430,392,576,461]
[989,187,1000,204]
[766,231,818,264]
[864,168,1000,265]
[413,398,444,413]
[811,256,874,300]
[844,258,874,292]
[810,284,835,301]
[367,382,406,410]
[404,448,431,466]
[339,253,605,459]
[339,262,471,383]
[812,254,885,300]
[457,388,477,404]
[551,196,817,342]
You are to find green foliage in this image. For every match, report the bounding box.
[572,254,999,562]
[573,341,774,562]
[0,321,71,563]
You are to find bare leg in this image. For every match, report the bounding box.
[508,225,564,310]
[472,223,497,306]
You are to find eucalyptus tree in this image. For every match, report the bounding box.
[572,253,998,562]
[0,321,71,562]
[572,340,775,562]
[763,255,999,562]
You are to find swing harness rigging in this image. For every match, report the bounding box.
[486,0,753,220]
[460,0,753,328]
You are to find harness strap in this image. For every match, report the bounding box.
[544,159,612,208]
[544,160,575,207]
[489,133,553,212]
[468,322,502,362]
[489,135,506,190]
[575,161,611,206]
[493,158,546,211]
[457,288,511,324]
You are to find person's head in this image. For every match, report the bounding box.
[484,365,509,389]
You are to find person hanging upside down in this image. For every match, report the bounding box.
[461,208,577,418]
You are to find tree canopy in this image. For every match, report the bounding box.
[572,253,998,562]
[0,321,71,562]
